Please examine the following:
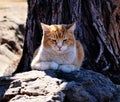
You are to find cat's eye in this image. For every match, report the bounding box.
[63,39,67,42]
[52,39,56,43]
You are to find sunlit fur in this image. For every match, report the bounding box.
[31,23,84,73]
[42,25,75,53]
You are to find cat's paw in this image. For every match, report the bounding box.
[50,62,59,70]
[59,65,79,73]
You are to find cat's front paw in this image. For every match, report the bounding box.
[50,61,59,70]
[59,65,79,73]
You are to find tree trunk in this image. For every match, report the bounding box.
[14,0,120,84]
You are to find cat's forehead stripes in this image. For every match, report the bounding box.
[50,25,66,39]
[50,25,62,31]
[53,32,64,39]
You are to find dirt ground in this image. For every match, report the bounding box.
[0,0,27,76]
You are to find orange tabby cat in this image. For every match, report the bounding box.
[31,22,84,73]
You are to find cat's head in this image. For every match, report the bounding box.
[41,22,76,53]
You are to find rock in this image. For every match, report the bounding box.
[0,1,27,76]
[0,44,20,76]
[0,70,120,102]
[0,44,19,60]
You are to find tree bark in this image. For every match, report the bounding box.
[14,0,120,84]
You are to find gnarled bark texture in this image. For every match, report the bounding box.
[15,0,120,84]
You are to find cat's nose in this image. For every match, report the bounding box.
[57,46,62,49]
[57,46,62,51]
[57,42,62,49]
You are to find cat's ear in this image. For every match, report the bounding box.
[40,23,50,34]
[67,22,76,32]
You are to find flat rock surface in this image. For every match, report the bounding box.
[0,70,120,102]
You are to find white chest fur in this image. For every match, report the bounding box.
[38,46,76,65]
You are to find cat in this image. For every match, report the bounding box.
[31,22,84,73]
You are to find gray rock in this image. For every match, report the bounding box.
[0,70,120,102]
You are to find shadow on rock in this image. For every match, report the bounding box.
[0,69,120,102]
